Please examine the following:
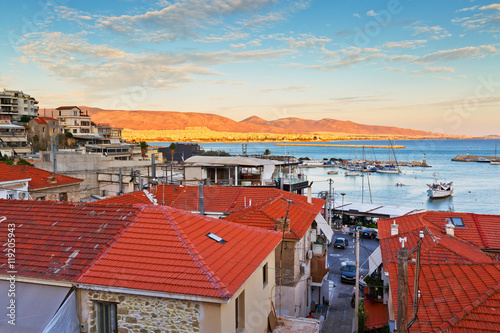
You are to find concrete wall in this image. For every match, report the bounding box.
[34,152,153,199]
[184,166,204,185]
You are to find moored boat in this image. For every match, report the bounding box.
[427,172,453,198]
[327,170,339,175]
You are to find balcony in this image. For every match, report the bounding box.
[310,249,329,284]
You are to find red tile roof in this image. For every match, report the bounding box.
[98,185,324,215]
[224,195,324,240]
[33,117,58,125]
[0,163,31,182]
[98,186,325,240]
[378,212,500,332]
[0,199,282,299]
[11,165,83,190]
[364,297,389,330]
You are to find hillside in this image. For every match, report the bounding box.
[62,107,440,137]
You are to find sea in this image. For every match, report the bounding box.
[152,139,500,215]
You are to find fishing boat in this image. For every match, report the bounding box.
[491,160,500,165]
[427,172,453,199]
[327,170,339,175]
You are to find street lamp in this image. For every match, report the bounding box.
[340,192,346,226]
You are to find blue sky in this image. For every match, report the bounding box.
[1,0,499,135]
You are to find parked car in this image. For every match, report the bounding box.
[334,237,349,249]
[362,228,377,239]
[341,262,357,283]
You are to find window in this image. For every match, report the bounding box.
[7,194,14,199]
[95,302,117,333]
[59,192,68,201]
[36,196,45,201]
[73,129,77,133]
[235,291,245,330]
[450,217,464,227]
[263,263,268,287]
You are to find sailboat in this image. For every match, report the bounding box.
[427,172,453,199]
[491,144,500,165]
[376,140,401,174]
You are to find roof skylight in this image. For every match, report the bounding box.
[450,217,464,227]
[206,233,226,244]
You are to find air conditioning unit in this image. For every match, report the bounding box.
[300,262,307,275]
[307,250,313,260]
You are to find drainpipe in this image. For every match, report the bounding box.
[51,136,57,173]
[118,168,122,195]
[199,182,204,215]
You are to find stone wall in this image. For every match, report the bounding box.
[82,289,201,333]
[31,183,81,202]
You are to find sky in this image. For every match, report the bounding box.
[1,0,499,136]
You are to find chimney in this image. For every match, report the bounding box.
[391,221,399,236]
[47,173,57,184]
[445,223,455,237]
[307,186,312,204]
[276,218,290,233]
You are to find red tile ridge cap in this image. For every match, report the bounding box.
[160,206,232,298]
[168,185,187,207]
[227,187,243,211]
[76,207,143,282]
[433,283,500,332]
[471,214,488,248]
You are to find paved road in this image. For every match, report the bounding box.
[321,229,379,333]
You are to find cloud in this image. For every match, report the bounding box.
[353,13,360,18]
[383,40,427,49]
[417,45,497,63]
[376,66,405,72]
[16,31,294,92]
[307,48,385,71]
[457,6,479,12]
[261,85,308,93]
[271,34,331,49]
[411,67,455,74]
[386,55,418,62]
[366,10,376,16]
[480,4,500,11]
[409,25,451,40]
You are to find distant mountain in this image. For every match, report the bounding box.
[72,107,438,136]
[241,116,435,136]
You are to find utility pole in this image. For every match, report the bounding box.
[361,174,364,203]
[354,229,360,332]
[397,246,409,333]
[328,178,333,226]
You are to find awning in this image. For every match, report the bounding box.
[368,246,382,276]
[0,281,71,332]
[0,136,26,142]
[315,213,333,242]
[42,289,80,333]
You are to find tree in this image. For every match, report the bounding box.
[169,142,176,162]
[139,141,149,159]
[264,148,271,155]
[20,115,31,123]
[16,158,34,167]
[65,131,73,138]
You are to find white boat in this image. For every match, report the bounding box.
[427,172,453,198]
[376,166,400,174]
[345,170,360,176]
[327,170,339,175]
[477,157,490,163]
[491,160,500,165]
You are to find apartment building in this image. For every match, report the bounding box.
[0,89,39,121]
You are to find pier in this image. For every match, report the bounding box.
[276,143,406,149]
[452,155,499,162]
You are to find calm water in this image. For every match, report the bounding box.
[154,139,500,214]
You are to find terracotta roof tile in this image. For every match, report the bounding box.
[0,163,31,182]
[11,165,83,190]
[0,199,281,299]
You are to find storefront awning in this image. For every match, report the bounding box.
[315,213,333,242]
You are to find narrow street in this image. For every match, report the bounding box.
[321,229,380,333]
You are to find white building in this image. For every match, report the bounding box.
[0,163,30,200]
[0,89,39,121]
[55,106,94,136]
[0,122,31,157]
